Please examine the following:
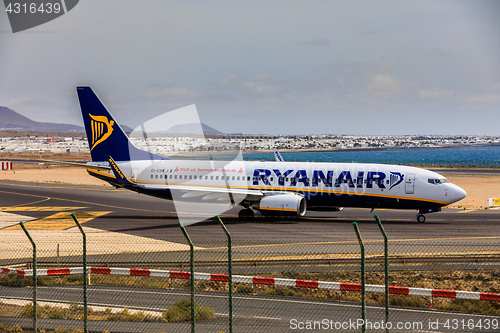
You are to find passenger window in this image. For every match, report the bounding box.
[232,176,235,180]
[205,176,208,180]
[216,176,219,180]
[237,176,240,180]
[270,177,273,182]
[386,180,389,184]
[189,175,192,179]
[194,175,197,179]
[150,175,153,179]
[155,174,158,179]
[247,176,251,181]
[211,176,214,180]
[174,175,177,179]
[170,175,173,179]
[184,175,188,179]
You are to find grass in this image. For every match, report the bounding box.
[162,299,215,322]
[1,297,215,325]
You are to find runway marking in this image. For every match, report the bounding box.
[8,197,51,207]
[459,209,481,213]
[0,188,175,214]
[4,211,111,230]
[0,206,86,212]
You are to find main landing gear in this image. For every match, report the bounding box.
[238,208,254,221]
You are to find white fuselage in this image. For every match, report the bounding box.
[90,159,466,210]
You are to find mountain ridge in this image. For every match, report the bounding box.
[0,106,84,132]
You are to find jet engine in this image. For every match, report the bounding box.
[257,193,307,217]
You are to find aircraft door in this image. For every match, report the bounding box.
[405,174,415,194]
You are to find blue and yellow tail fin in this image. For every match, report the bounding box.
[77,86,165,162]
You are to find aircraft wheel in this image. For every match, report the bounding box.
[416,214,426,223]
[238,208,254,221]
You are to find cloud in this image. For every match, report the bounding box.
[330,61,392,74]
[145,86,199,101]
[460,83,500,103]
[433,48,458,58]
[419,87,454,98]
[297,38,331,47]
[367,74,417,96]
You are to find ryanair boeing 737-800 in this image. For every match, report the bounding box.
[67,87,466,223]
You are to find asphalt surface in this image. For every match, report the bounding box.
[1,179,500,332]
[2,285,500,332]
[0,179,499,245]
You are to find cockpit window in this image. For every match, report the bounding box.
[428,178,450,185]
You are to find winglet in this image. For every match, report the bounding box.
[108,156,135,186]
[273,148,285,162]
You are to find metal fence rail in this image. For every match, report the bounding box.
[1,216,499,333]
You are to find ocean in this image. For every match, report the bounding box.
[195,146,500,168]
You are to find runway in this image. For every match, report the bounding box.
[0,179,499,248]
[2,179,500,332]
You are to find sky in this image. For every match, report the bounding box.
[1,0,500,135]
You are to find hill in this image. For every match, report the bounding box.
[0,106,84,132]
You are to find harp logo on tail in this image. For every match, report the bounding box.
[89,114,114,151]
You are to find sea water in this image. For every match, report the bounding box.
[194,146,500,168]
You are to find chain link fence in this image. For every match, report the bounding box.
[1,215,500,332]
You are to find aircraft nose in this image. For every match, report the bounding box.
[449,185,467,203]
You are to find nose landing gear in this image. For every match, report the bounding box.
[416,207,442,223]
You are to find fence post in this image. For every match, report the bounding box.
[71,213,88,333]
[179,221,195,333]
[20,222,37,332]
[352,222,366,333]
[217,215,233,333]
[375,214,389,333]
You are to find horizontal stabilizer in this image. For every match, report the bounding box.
[42,159,111,170]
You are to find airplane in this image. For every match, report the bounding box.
[66,86,466,223]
